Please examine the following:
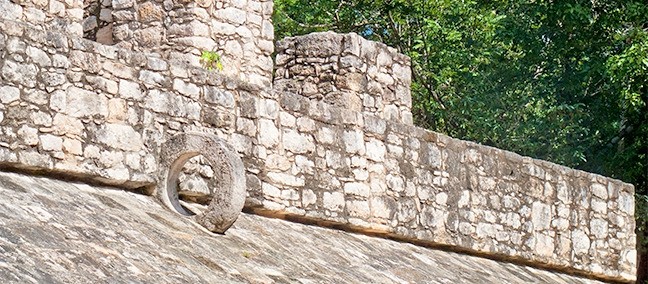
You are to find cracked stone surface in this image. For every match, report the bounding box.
[0,171,603,284]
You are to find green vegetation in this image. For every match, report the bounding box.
[200,50,224,71]
[274,0,647,280]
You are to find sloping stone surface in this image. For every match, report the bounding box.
[0,171,603,284]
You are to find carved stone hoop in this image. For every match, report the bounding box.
[157,132,246,233]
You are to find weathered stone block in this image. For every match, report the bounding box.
[323,191,344,212]
[344,182,369,197]
[0,85,20,103]
[64,87,109,118]
[282,129,314,154]
[204,87,235,108]
[258,119,279,147]
[95,123,143,151]
[342,130,364,154]
[40,134,63,151]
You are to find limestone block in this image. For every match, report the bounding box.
[173,79,200,99]
[17,125,39,146]
[236,118,256,137]
[344,182,370,197]
[65,87,108,118]
[99,150,124,168]
[26,47,51,67]
[70,51,101,73]
[41,72,67,86]
[112,0,134,9]
[146,57,168,72]
[347,200,370,219]
[282,129,314,154]
[179,174,211,196]
[82,16,98,32]
[316,127,337,145]
[40,134,63,151]
[590,218,609,239]
[325,150,346,170]
[364,115,386,135]
[572,230,591,255]
[52,54,70,68]
[366,139,386,162]
[262,182,281,198]
[591,183,608,200]
[618,191,634,215]
[591,198,607,214]
[302,189,317,207]
[211,21,237,36]
[386,174,404,193]
[258,119,279,147]
[259,99,279,119]
[0,85,20,104]
[2,61,37,87]
[29,112,50,127]
[342,130,365,154]
[475,223,497,239]
[108,99,128,121]
[534,234,555,258]
[294,117,314,133]
[18,151,52,168]
[323,191,344,211]
[119,80,143,100]
[105,166,130,180]
[96,123,143,151]
[457,190,470,208]
[139,70,168,87]
[420,143,441,168]
[52,114,84,136]
[531,202,551,231]
[63,138,83,155]
[205,87,235,108]
[279,112,296,128]
[0,147,16,163]
[213,7,247,26]
[267,172,304,187]
[264,154,291,171]
[435,192,448,206]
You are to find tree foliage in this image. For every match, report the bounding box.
[274,0,647,279]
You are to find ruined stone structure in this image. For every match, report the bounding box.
[0,0,637,282]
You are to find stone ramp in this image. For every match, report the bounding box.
[0,171,604,284]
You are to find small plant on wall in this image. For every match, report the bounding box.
[200,50,223,71]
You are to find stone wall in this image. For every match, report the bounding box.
[0,19,259,189]
[249,92,637,281]
[0,0,638,282]
[275,32,413,125]
[110,0,274,87]
[0,0,83,36]
[2,0,274,86]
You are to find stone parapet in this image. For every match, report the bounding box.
[275,32,413,125]
[246,90,637,282]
